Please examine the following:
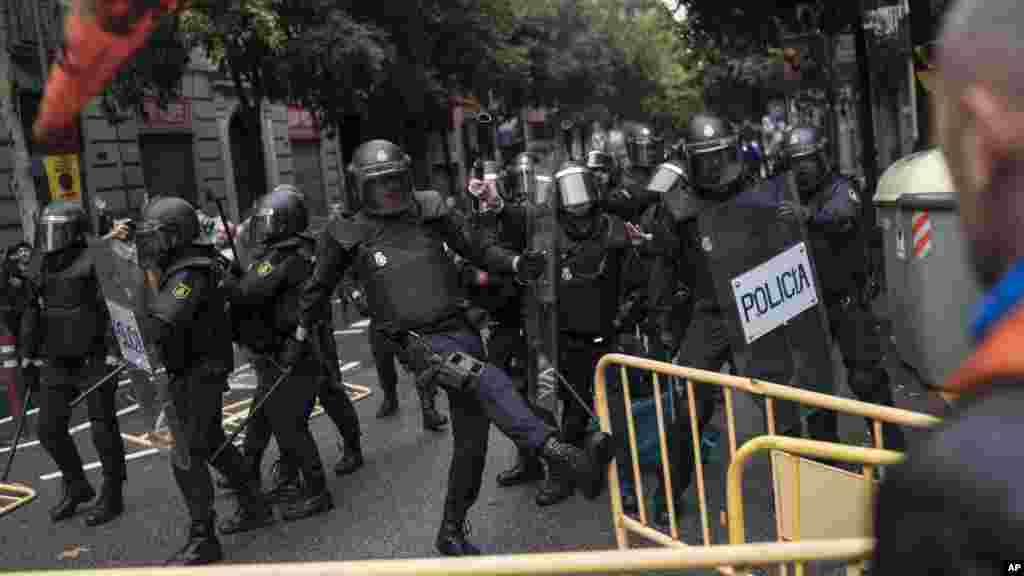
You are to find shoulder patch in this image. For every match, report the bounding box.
[173,282,192,300]
[256,261,274,277]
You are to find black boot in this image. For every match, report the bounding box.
[436,519,481,556]
[539,432,614,502]
[84,479,124,526]
[167,518,223,566]
[50,478,95,523]
[376,396,398,419]
[218,480,275,535]
[418,385,448,432]
[281,485,334,522]
[496,449,544,487]
[264,458,302,504]
[535,464,574,507]
[334,442,364,476]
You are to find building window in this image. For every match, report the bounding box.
[139,134,198,206]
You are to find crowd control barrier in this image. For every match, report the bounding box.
[592,353,941,575]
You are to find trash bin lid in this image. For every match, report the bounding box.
[873,148,956,206]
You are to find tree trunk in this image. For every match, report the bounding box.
[0,7,41,243]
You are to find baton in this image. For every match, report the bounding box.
[210,190,242,269]
[210,366,291,463]
[69,362,129,409]
[1,387,33,482]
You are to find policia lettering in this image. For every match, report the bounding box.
[739,264,812,322]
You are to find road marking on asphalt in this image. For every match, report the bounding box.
[340,361,361,373]
[0,404,140,455]
[334,329,365,336]
[41,448,160,481]
[351,319,371,329]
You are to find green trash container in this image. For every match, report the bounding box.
[874,149,981,387]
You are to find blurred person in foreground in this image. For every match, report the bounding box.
[872,0,1024,572]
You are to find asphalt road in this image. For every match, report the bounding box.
[0,299,946,574]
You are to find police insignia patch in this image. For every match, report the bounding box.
[173,282,192,300]
[256,261,274,277]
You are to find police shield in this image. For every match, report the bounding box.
[524,174,561,420]
[89,237,159,374]
[697,174,835,433]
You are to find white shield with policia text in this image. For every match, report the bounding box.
[698,174,836,435]
[89,238,160,374]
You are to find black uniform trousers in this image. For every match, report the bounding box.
[419,330,554,523]
[557,336,610,448]
[369,318,400,404]
[242,354,326,492]
[166,368,249,525]
[827,298,906,451]
[313,322,361,449]
[37,355,126,486]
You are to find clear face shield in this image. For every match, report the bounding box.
[134,219,176,272]
[362,171,412,214]
[789,150,823,196]
[250,208,282,246]
[37,216,81,254]
[689,139,741,192]
[555,168,597,217]
[647,163,688,221]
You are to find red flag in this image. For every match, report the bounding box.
[32,0,180,146]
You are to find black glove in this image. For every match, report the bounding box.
[515,250,546,283]
[280,335,307,368]
[777,200,811,224]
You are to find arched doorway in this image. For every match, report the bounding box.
[229,107,268,220]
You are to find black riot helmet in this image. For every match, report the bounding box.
[684,114,743,196]
[645,161,692,222]
[627,124,664,169]
[507,152,540,204]
[135,196,200,270]
[782,125,828,198]
[37,201,88,254]
[585,149,621,194]
[554,161,599,217]
[348,139,414,216]
[251,184,309,246]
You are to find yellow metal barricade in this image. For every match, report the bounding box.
[0,481,36,516]
[593,353,942,574]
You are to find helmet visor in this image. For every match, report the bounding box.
[691,145,740,191]
[134,220,174,270]
[37,217,79,253]
[793,156,822,194]
[556,169,596,215]
[630,140,663,167]
[362,172,412,215]
[250,208,282,245]
[534,175,553,207]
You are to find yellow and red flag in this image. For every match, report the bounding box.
[32,0,181,146]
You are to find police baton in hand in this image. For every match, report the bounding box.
[1,387,34,482]
[209,188,242,271]
[210,365,292,463]
[68,361,130,409]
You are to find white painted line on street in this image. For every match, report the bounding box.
[0,404,140,455]
[351,319,371,329]
[340,361,361,373]
[228,381,258,390]
[0,408,39,426]
[333,329,365,336]
[41,448,160,481]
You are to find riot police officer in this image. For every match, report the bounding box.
[652,114,794,515]
[777,126,905,451]
[18,202,127,526]
[290,139,612,556]
[462,157,547,489]
[226,185,335,521]
[533,160,639,507]
[626,124,664,186]
[135,197,273,564]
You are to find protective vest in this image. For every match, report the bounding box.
[353,218,464,333]
[162,254,234,374]
[234,237,316,352]
[558,214,623,337]
[37,247,105,359]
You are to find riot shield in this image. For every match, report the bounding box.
[696,173,836,435]
[524,174,561,421]
[89,237,160,374]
